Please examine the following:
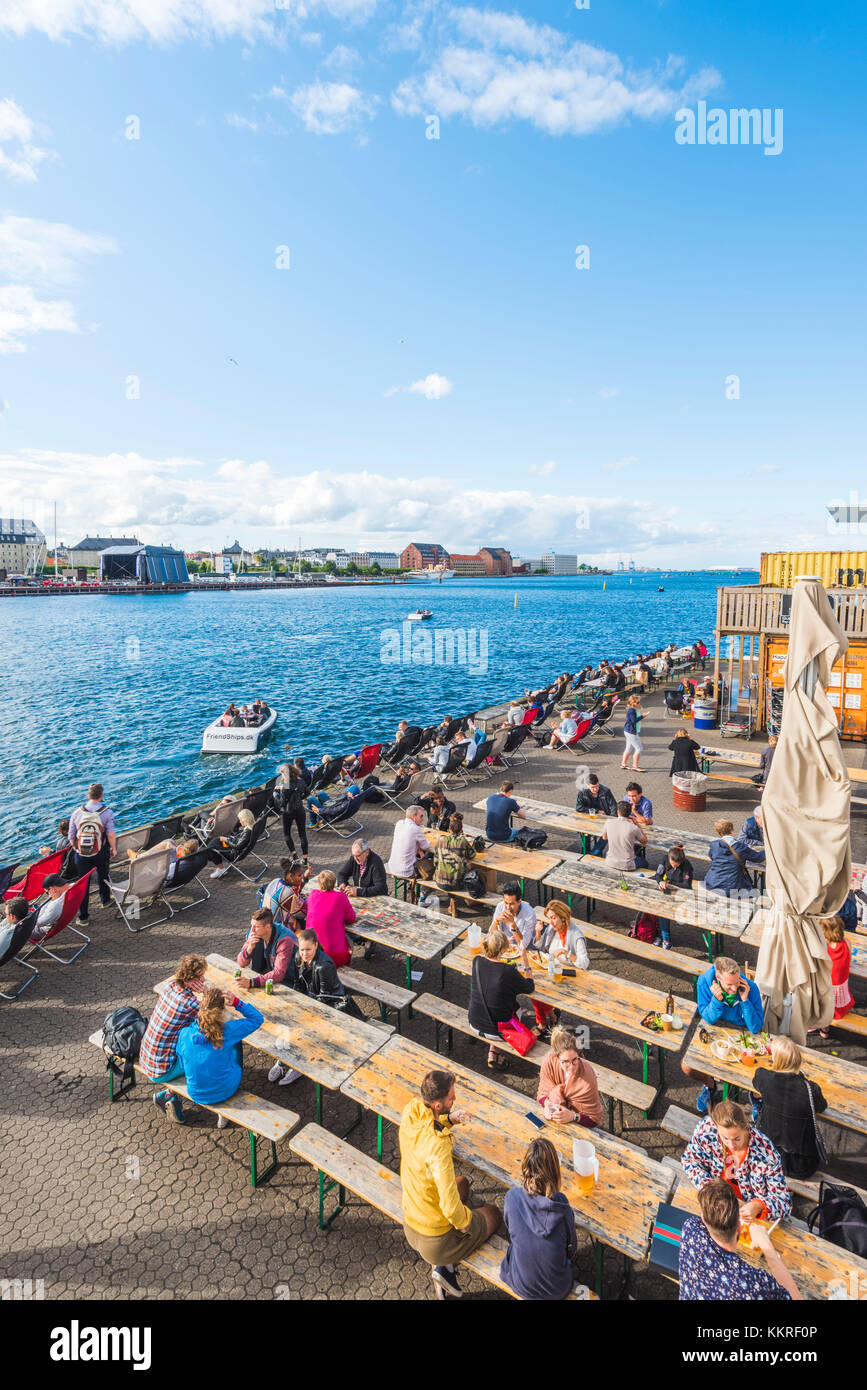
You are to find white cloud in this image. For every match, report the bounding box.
[0,449,718,559]
[392,8,721,136]
[529,459,556,476]
[227,112,260,132]
[289,81,377,134]
[755,464,782,474]
[0,98,56,182]
[0,214,117,353]
[386,372,453,400]
[324,44,361,72]
[0,0,379,44]
[597,386,618,399]
[601,454,638,472]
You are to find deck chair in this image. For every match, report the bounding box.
[500,724,534,766]
[108,847,175,932]
[380,768,435,810]
[380,736,413,773]
[309,793,365,841]
[315,756,347,792]
[547,713,596,755]
[464,737,497,779]
[4,849,67,902]
[584,697,620,742]
[663,688,685,719]
[26,871,93,964]
[190,796,245,847]
[438,747,470,789]
[161,849,211,910]
[113,827,150,868]
[225,815,270,882]
[355,743,383,779]
[0,907,40,999]
[0,864,19,898]
[484,727,512,767]
[144,815,183,849]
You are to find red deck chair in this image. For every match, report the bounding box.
[520,705,542,725]
[3,849,66,902]
[28,871,93,965]
[356,743,383,779]
[554,714,595,755]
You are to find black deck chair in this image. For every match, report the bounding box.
[0,908,40,999]
[144,815,183,849]
[439,747,470,788]
[0,864,19,898]
[500,724,534,766]
[161,850,211,912]
[226,815,270,883]
[464,736,497,779]
[380,735,413,773]
[309,792,366,840]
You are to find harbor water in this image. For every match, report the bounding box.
[0,571,755,855]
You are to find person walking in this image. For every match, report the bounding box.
[621,695,644,771]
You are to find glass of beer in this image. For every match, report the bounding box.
[572,1139,599,1197]
[553,956,564,983]
[468,923,482,956]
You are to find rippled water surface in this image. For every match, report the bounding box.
[1,571,756,855]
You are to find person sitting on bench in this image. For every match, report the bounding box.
[492,881,539,948]
[235,906,298,991]
[653,846,695,948]
[415,784,456,831]
[681,956,764,1114]
[141,952,207,1124]
[399,1067,502,1300]
[624,782,652,866]
[305,870,356,967]
[682,1098,792,1223]
[337,839,387,898]
[500,1136,580,1302]
[601,801,646,873]
[386,806,431,883]
[485,781,527,843]
[291,928,363,1017]
[433,812,476,890]
[537,1025,602,1128]
[704,820,755,897]
[176,986,264,1127]
[679,1179,799,1302]
[261,859,308,931]
[739,807,765,863]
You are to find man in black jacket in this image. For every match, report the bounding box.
[576,774,617,857]
[337,839,387,898]
[293,930,363,1017]
[415,784,456,831]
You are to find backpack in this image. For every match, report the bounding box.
[361,775,384,803]
[512,826,548,851]
[76,806,106,858]
[807,1182,867,1258]
[629,913,659,944]
[102,1005,148,1085]
[460,868,485,899]
[273,782,302,816]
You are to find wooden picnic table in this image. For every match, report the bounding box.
[740,915,867,980]
[440,934,696,1096]
[425,826,563,895]
[161,953,393,1127]
[340,1032,678,1276]
[349,895,469,995]
[542,855,756,959]
[671,1178,867,1301]
[700,744,867,786]
[682,1022,867,1134]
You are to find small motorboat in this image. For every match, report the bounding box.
[202,705,277,754]
[657,586,665,592]
[407,609,433,621]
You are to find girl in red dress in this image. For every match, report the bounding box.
[820,915,853,1037]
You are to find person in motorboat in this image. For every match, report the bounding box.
[220,708,233,727]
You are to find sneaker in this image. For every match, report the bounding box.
[431,1266,462,1299]
[661,939,671,951]
[267,1063,286,1083]
[696,1085,715,1115]
[153,1091,185,1124]
[217,1114,231,1130]
[651,936,662,947]
[76,914,89,926]
[751,1099,762,1123]
[210,866,228,879]
[278,1068,302,1086]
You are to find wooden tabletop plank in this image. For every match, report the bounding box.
[440,936,695,1052]
[542,856,754,938]
[426,826,563,883]
[340,1033,676,1262]
[740,917,867,980]
[349,897,469,960]
[672,1179,867,1301]
[190,953,393,1090]
[682,1023,867,1135]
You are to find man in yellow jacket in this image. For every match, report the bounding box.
[399,1069,502,1298]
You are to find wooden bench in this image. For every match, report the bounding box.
[577,919,706,998]
[412,993,656,1136]
[288,1122,596,1298]
[338,967,416,1031]
[706,771,759,788]
[415,878,500,917]
[660,1104,867,1206]
[89,1029,299,1187]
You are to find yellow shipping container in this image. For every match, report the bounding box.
[766,635,867,740]
[760,550,867,589]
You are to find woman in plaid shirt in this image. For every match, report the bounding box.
[682,1098,792,1222]
[140,953,206,1124]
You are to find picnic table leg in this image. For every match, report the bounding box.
[342,1100,364,1140]
[316,1082,323,1126]
[249,1131,279,1188]
[318,1169,347,1229]
[405,955,415,1016]
[580,833,587,854]
[657,1046,666,1089]
[376,1113,384,1161]
[592,1239,604,1298]
[701,930,713,963]
[607,1096,614,1133]
[108,1063,136,1103]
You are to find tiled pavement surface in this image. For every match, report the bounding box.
[2,684,866,1302]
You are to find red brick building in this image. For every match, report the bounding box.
[400,541,449,570]
[478,547,513,576]
[448,553,486,576]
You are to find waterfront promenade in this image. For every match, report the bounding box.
[2,682,865,1302]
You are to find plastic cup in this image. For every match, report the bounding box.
[659,1014,673,1032]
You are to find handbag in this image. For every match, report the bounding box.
[807,1182,867,1257]
[497,1015,538,1056]
[803,1075,829,1167]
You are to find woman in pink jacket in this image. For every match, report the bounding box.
[305,869,357,967]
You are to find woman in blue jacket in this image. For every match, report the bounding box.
[500,1137,578,1301]
[177,987,263,1124]
[704,819,754,897]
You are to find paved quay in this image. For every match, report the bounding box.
[2,684,865,1302]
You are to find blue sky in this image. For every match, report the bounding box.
[0,0,864,565]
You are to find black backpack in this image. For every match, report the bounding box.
[273,782,303,816]
[461,868,485,899]
[512,826,548,851]
[361,774,384,803]
[102,1006,148,1084]
[807,1182,867,1258]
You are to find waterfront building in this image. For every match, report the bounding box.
[400,541,449,570]
[0,518,47,574]
[448,553,486,576]
[541,552,578,575]
[478,546,513,576]
[99,543,190,584]
[68,534,140,571]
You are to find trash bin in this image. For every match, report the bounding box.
[692,698,717,730]
[673,771,708,812]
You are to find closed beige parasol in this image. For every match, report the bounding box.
[753,576,850,1042]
